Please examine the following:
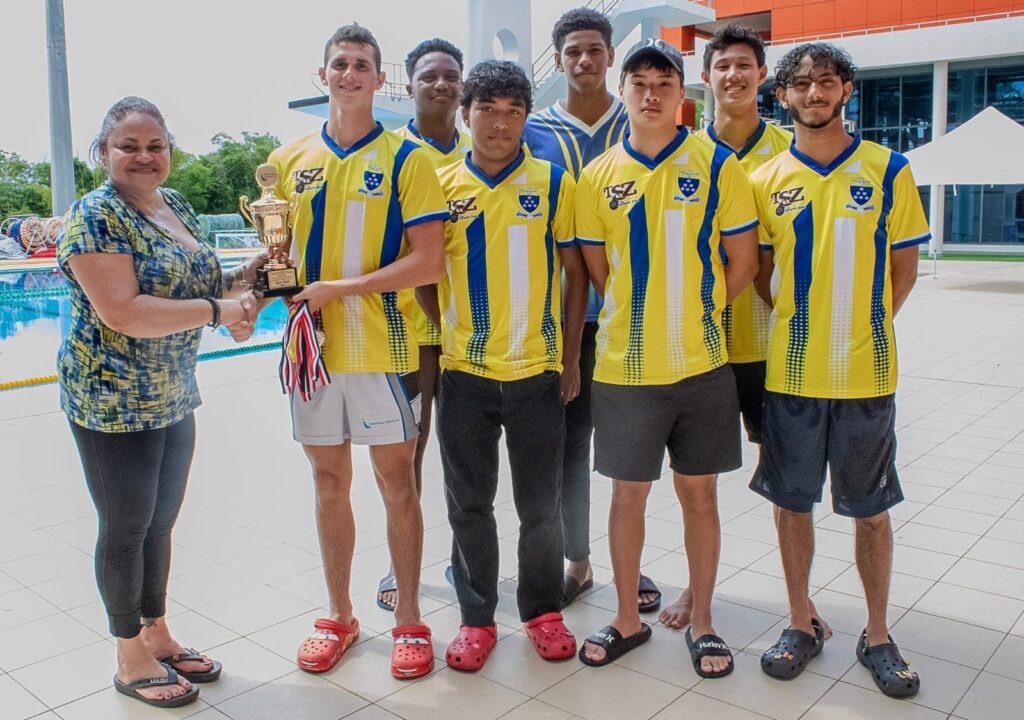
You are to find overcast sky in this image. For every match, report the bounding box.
[3,0,577,162]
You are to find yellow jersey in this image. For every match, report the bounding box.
[576,128,758,386]
[270,123,447,374]
[394,120,472,346]
[438,152,576,381]
[752,136,930,399]
[697,121,792,363]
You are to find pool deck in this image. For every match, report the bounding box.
[1,259,1023,720]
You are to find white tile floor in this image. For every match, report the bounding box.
[1,259,1023,720]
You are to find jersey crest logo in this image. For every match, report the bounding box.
[674,172,702,204]
[516,189,542,219]
[293,168,324,193]
[846,180,877,213]
[770,186,806,216]
[602,180,638,210]
[360,164,386,197]
[447,196,479,222]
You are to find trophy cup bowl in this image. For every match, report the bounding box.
[239,163,301,297]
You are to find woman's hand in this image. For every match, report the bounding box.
[219,291,259,326]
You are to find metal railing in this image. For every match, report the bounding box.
[531,0,626,86]
[308,61,411,101]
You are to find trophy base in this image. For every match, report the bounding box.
[258,266,301,298]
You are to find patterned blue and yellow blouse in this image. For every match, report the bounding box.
[56,183,222,432]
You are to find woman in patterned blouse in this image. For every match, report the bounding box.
[57,97,266,709]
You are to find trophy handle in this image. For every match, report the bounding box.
[239,196,255,227]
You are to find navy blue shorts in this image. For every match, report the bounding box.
[749,391,903,518]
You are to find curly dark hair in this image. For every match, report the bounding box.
[702,24,766,73]
[774,42,856,90]
[323,23,381,70]
[461,60,533,114]
[552,7,613,50]
[405,37,464,78]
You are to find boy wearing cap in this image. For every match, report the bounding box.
[575,38,759,676]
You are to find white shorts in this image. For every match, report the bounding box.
[290,371,421,446]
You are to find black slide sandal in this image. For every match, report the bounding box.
[579,623,653,667]
[686,628,734,679]
[560,575,594,609]
[638,574,662,613]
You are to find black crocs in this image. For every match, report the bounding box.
[761,618,825,679]
[856,630,920,698]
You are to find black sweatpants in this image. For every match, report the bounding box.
[69,414,195,638]
[437,370,565,626]
[561,321,598,562]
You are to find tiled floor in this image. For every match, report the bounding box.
[1,259,1023,720]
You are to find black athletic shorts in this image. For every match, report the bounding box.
[731,361,766,444]
[749,391,903,518]
[592,365,742,482]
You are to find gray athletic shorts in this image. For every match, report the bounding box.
[290,371,421,446]
[592,365,742,481]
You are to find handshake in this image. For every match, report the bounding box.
[217,249,293,343]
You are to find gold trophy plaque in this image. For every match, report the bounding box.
[239,164,300,297]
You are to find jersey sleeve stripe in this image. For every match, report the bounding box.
[721,218,759,236]
[405,210,449,228]
[758,243,774,251]
[891,232,931,249]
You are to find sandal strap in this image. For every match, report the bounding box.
[392,624,431,639]
[525,611,565,629]
[688,632,732,658]
[120,667,178,690]
[313,618,358,635]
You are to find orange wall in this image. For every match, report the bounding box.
[713,0,1024,40]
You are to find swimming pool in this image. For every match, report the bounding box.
[0,265,288,388]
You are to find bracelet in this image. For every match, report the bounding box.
[205,297,221,327]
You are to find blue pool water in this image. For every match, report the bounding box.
[0,266,287,385]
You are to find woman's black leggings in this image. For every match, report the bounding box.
[69,414,195,639]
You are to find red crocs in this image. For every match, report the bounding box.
[524,612,577,660]
[445,625,498,672]
[297,618,359,673]
[391,624,434,679]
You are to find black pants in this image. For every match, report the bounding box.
[437,370,565,626]
[561,321,597,562]
[69,414,195,638]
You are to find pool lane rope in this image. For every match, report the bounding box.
[0,340,282,392]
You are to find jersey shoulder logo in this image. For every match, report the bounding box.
[602,180,638,210]
[769,186,806,216]
[293,168,324,193]
[447,196,478,222]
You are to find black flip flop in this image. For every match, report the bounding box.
[638,574,661,614]
[685,628,734,679]
[377,573,397,612]
[113,664,199,708]
[761,618,825,679]
[560,575,594,610]
[856,630,920,698]
[158,648,222,683]
[579,623,652,667]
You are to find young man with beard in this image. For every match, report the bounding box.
[575,39,759,678]
[273,23,446,680]
[523,6,662,615]
[372,36,471,613]
[751,43,926,697]
[660,25,832,644]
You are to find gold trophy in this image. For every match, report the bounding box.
[239,163,300,297]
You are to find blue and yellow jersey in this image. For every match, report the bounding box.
[394,120,472,347]
[438,151,576,381]
[752,136,930,399]
[270,123,447,374]
[524,98,630,323]
[697,120,792,363]
[576,128,758,386]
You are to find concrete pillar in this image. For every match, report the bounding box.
[46,0,75,215]
[929,60,948,257]
[703,86,715,129]
[466,0,532,80]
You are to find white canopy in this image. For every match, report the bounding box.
[905,106,1024,186]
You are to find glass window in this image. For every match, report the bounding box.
[987,67,1024,122]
